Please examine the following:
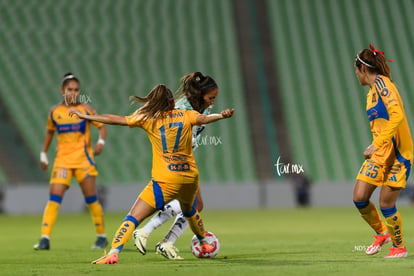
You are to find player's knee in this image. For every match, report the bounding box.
[182,205,197,217]
[196,200,204,212]
[353,200,369,209]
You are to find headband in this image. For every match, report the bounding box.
[356,54,374,68]
[62,74,76,82]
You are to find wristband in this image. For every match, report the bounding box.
[40,152,49,165]
[97,138,105,145]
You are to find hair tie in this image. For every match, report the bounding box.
[369,44,393,62]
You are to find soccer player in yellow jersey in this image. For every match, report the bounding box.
[353,44,412,258]
[69,84,234,264]
[133,72,219,259]
[34,73,108,250]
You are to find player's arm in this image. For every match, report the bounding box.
[196,108,234,125]
[40,107,57,170]
[94,125,107,156]
[40,129,55,171]
[82,104,108,155]
[69,108,128,125]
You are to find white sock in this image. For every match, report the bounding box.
[142,200,182,234]
[164,213,189,244]
[108,248,120,255]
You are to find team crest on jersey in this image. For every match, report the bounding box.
[367,109,378,121]
[381,88,390,97]
[372,93,377,103]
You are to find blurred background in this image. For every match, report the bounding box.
[1,0,414,213]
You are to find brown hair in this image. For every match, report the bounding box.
[176,72,218,113]
[130,84,175,121]
[355,48,392,80]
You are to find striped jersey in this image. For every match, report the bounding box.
[175,97,212,151]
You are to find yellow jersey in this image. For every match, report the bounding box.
[125,109,200,184]
[46,103,103,168]
[366,75,413,169]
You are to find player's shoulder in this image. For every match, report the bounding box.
[375,75,396,97]
[49,103,64,114]
[79,103,96,114]
[175,97,193,110]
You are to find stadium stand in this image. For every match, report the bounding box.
[0,0,256,184]
[266,0,414,181]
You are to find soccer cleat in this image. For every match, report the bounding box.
[133,229,149,255]
[91,250,118,264]
[200,241,215,254]
[384,247,408,258]
[365,233,390,255]
[92,236,108,250]
[34,237,50,250]
[155,242,183,260]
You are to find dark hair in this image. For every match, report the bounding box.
[176,72,218,113]
[130,84,175,121]
[355,49,392,80]
[61,72,80,88]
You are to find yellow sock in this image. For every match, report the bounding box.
[358,201,387,234]
[184,210,206,239]
[384,210,404,248]
[87,201,105,235]
[41,200,61,237]
[110,215,138,252]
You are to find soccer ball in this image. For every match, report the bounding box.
[191,231,220,258]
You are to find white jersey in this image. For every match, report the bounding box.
[175,97,212,151]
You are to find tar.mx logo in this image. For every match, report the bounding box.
[274,156,304,176]
[63,93,92,105]
[195,135,222,147]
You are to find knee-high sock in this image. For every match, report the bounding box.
[85,195,105,235]
[164,213,188,244]
[109,215,139,254]
[142,200,181,234]
[354,201,387,234]
[41,194,62,237]
[183,209,206,240]
[381,206,404,248]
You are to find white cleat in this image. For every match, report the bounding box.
[155,242,183,260]
[133,229,149,255]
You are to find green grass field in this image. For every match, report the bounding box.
[1,207,414,275]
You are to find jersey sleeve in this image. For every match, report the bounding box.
[125,111,145,128]
[372,86,404,149]
[46,107,57,131]
[84,104,104,129]
[186,110,201,126]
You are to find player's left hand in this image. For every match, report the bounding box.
[94,143,104,156]
[221,108,235,118]
[363,144,377,159]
